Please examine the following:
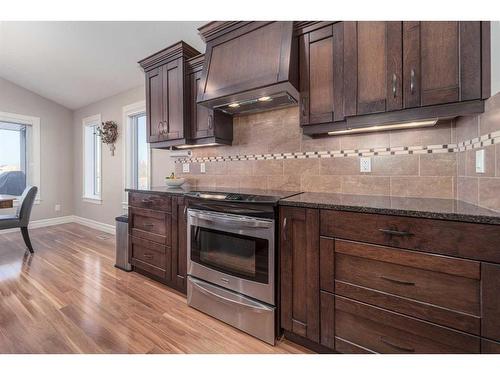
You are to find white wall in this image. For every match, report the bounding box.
[0,77,74,221]
[72,85,175,226]
[491,21,500,96]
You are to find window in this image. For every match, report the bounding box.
[0,111,40,201]
[131,113,148,190]
[123,101,149,208]
[82,114,102,203]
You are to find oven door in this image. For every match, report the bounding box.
[187,208,275,305]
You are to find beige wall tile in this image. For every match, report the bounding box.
[465,147,495,177]
[283,158,320,176]
[497,144,500,177]
[391,176,454,199]
[252,160,283,176]
[340,132,390,150]
[320,157,359,175]
[238,176,267,190]
[226,160,253,176]
[457,177,479,204]
[480,93,500,135]
[419,153,457,176]
[457,151,466,176]
[301,175,342,193]
[455,115,479,143]
[479,178,500,212]
[342,176,390,196]
[301,134,341,152]
[267,175,301,191]
[205,161,228,175]
[215,175,239,188]
[371,155,419,176]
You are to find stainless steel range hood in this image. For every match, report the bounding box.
[196,22,299,116]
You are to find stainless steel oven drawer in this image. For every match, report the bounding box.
[187,276,275,345]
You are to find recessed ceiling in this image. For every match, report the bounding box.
[0,21,206,110]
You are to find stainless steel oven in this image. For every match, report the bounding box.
[187,208,275,304]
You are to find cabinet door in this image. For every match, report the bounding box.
[300,23,344,126]
[190,69,213,139]
[280,207,320,342]
[162,58,185,140]
[171,196,187,293]
[404,21,482,108]
[345,22,402,116]
[481,263,500,342]
[145,67,164,142]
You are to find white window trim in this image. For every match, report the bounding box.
[122,101,150,210]
[82,114,102,204]
[0,110,41,205]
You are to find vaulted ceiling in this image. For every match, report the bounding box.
[0,21,206,109]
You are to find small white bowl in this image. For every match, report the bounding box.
[165,178,186,188]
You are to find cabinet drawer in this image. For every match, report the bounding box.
[335,296,480,354]
[129,236,170,279]
[129,192,171,212]
[320,210,500,263]
[334,240,481,334]
[129,207,171,245]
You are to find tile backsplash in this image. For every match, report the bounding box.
[175,92,500,211]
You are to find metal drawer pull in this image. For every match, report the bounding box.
[392,73,397,98]
[380,337,415,353]
[410,69,415,94]
[143,253,153,260]
[378,228,413,237]
[141,199,152,203]
[143,223,155,228]
[282,217,287,241]
[380,276,415,286]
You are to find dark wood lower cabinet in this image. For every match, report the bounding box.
[128,192,187,294]
[280,207,320,343]
[171,196,188,293]
[281,207,500,354]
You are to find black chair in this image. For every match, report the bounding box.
[0,186,38,253]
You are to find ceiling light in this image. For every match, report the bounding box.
[228,103,240,108]
[258,96,272,102]
[327,119,438,136]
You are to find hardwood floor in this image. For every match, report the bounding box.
[0,223,310,354]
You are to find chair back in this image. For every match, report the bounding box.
[16,186,38,227]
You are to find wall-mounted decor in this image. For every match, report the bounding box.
[97,120,118,156]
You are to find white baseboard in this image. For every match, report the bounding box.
[0,215,115,235]
[70,215,116,235]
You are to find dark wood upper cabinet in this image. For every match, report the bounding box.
[299,21,490,136]
[300,23,344,126]
[186,54,233,146]
[280,206,320,343]
[403,21,483,108]
[139,41,200,148]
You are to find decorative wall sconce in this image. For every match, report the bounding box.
[97,120,118,156]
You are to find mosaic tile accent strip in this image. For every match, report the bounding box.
[175,130,500,164]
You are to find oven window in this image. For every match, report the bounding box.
[191,227,269,283]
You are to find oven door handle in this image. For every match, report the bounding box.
[190,278,273,314]
[189,210,273,229]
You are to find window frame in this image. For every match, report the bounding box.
[122,101,150,209]
[0,110,41,205]
[82,114,102,204]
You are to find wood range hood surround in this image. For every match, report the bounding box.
[197,21,300,115]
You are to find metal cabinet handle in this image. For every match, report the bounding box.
[208,114,213,130]
[410,69,415,94]
[141,198,152,204]
[378,228,413,237]
[143,253,153,260]
[392,73,397,98]
[380,337,415,353]
[183,205,187,220]
[143,223,155,228]
[157,121,163,135]
[380,276,415,286]
[282,217,287,241]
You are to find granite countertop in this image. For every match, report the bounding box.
[280,192,500,225]
[126,187,500,225]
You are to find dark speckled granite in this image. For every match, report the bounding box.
[280,193,500,225]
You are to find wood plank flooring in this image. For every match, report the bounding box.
[0,223,309,354]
